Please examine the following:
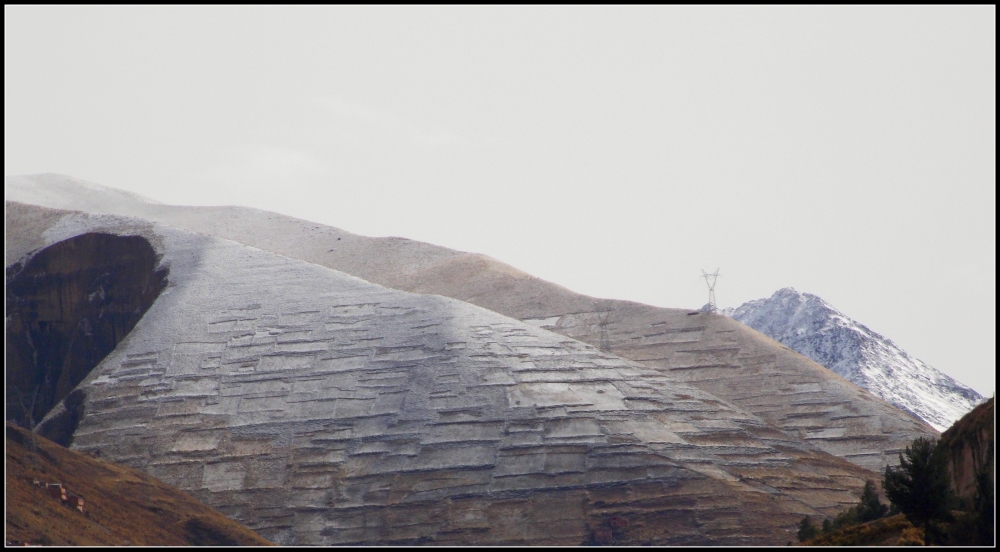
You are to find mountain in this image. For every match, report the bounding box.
[5,174,939,474]
[5,423,273,546]
[730,288,983,432]
[6,174,946,544]
[6,202,889,545]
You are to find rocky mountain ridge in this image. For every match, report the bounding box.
[5,174,939,473]
[5,174,946,544]
[730,288,983,431]
[6,204,887,545]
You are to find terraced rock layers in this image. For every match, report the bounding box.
[5,174,940,474]
[11,207,880,545]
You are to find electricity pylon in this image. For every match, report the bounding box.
[598,307,613,352]
[701,269,720,312]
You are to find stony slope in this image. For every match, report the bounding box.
[730,288,983,431]
[4,174,939,472]
[5,423,273,546]
[7,205,886,545]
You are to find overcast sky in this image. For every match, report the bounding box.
[5,6,995,396]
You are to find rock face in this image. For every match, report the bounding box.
[8,205,887,546]
[938,397,994,503]
[524,304,934,472]
[4,174,940,474]
[730,288,983,431]
[6,231,168,436]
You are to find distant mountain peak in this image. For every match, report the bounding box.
[731,290,983,432]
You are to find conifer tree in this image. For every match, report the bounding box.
[797,517,819,542]
[883,437,952,528]
[857,479,888,523]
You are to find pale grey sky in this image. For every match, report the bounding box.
[5,6,995,396]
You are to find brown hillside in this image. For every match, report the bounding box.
[803,514,923,546]
[5,423,272,546]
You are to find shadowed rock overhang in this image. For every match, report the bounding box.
[5,232,168,445]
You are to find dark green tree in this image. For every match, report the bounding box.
[821,518,832,534]
[830,507,858,531]
[856,479,889,523]
[883,437,952,529]
[797,516,819,542]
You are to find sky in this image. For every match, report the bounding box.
[4,6,995,396]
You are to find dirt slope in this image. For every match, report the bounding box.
[803,514,923,546]
[5,423,272,546]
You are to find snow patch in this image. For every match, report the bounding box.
[732,288,983,431]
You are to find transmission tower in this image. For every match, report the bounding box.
[598,306,613,352]
[701,268,720,312]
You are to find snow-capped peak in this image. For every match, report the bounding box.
[730,288,983,432]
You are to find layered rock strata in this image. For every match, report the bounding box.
[526,304,936,472]
[11,207,881,545]
[4,175,937,471]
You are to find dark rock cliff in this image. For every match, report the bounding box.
[5,233,167,444]
[938,397,994,504]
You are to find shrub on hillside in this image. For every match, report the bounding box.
[798,479,889,542]
[803,514,920,546]
[882,433,994,545]
[797,516,819,542]
[857,480,889,522]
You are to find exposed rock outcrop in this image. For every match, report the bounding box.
[938,397,994,504]
[6,231,167,441]
[4,174,940,473]
[730,288,983,431]
[8,206,886,545]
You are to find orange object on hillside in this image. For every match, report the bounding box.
[46,484,66,502]
[67,495,85,513]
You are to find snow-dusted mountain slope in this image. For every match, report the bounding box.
[7,174,940,471]
[731,288,983,432]
[8,204,884,545]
